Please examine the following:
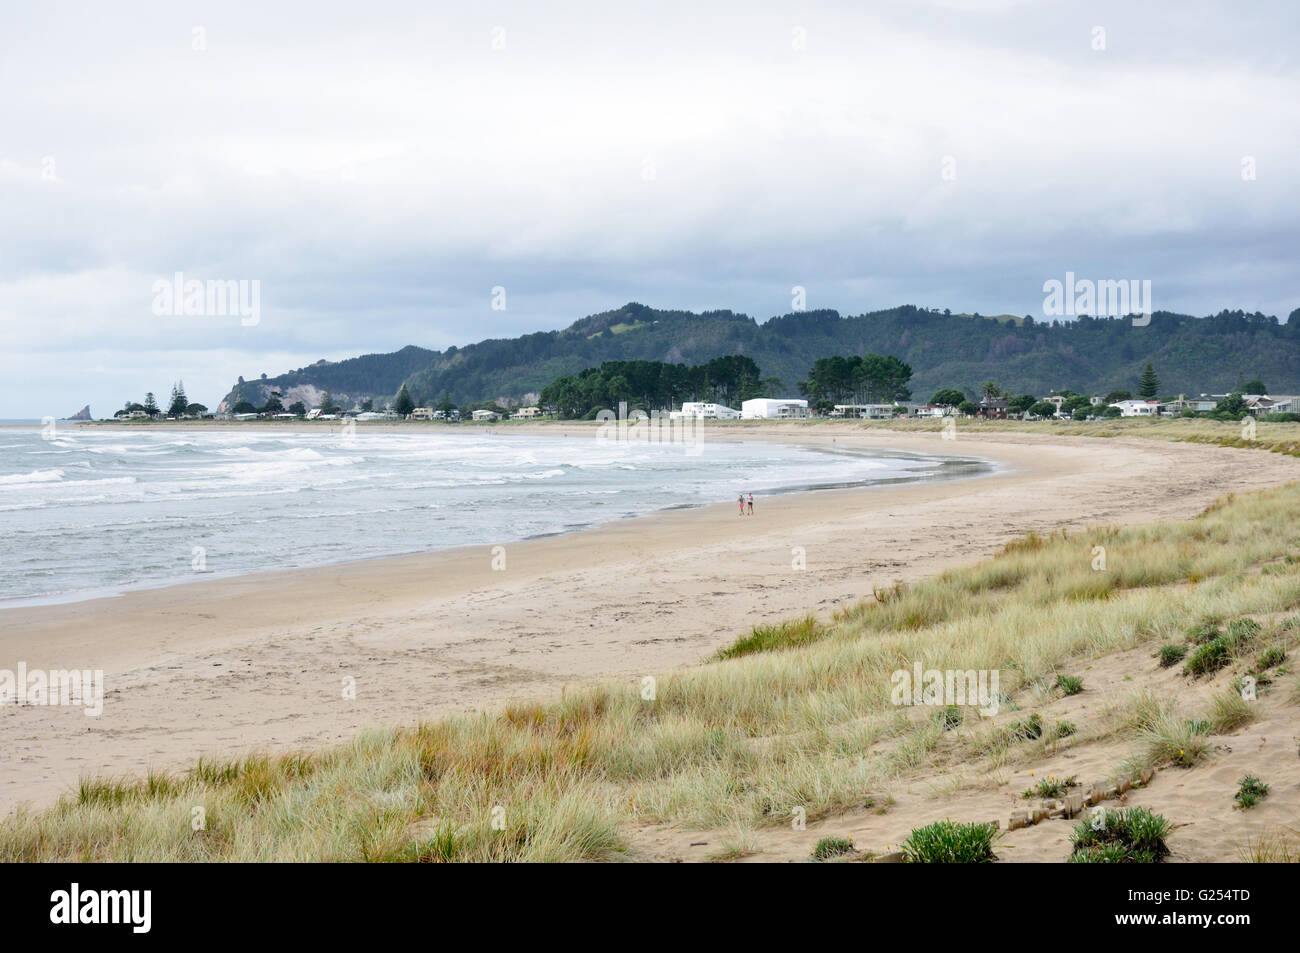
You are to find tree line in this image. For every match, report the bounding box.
[538,356,777,419]
[114,382,207,418]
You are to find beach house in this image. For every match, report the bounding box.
[1110,399,1160,417]
[677,402,740,419]
[740,398,809,419]
[832,404,896,419]
[976,397,1010,419]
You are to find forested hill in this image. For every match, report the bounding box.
[220,303,1300,411]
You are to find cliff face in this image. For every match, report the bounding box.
[65,405,92,421]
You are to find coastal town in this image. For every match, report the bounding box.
[102,387,1298,424]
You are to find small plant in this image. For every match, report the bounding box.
[1186,616,1223,645]
[1185,718,1212,735]
[1226,618,1262,647]
[1069,806,1172,863]
[1235,775,1270,810]
[1208,689,1258,733]
[1056,674,1084,696]
[1055,720,1078,738]
[901,820,997,863]
[713,615,826,660]
[1157,644,1187,667]
[1239,829,1300,862]
[932,706,963,731]
[1256,647,1286,671]
[1138,713,1209,768]
[811,835,855,860]
[1008,712,1043,742]
[1023,774,1078,799]
[1186,637,1231,677]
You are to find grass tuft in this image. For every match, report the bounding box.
[1235,775,1270,810]
[811,835,855,861]
[901,820,997,863]
[1070,806,1172,863]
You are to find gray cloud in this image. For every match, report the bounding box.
[1,0,1297,416]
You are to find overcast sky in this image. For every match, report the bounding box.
[2,0,1297,417]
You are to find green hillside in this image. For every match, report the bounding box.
[221,304,1300,411]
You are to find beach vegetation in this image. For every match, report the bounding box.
[5,483,1300,860]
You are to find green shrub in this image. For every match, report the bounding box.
[1157,644,1187,667]
[1186,637,1231,677]
[1235,775,1270,810]
[1056,674,1084,696]
[1069,806,1172,863]
[811,835,855,860]
[902,820,997,863]
[1055,720,1077,738]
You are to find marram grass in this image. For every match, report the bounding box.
[4,482,1300,861]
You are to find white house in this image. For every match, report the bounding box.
[511,406,541,419]
[741,398,809,419]
[471,409,499,421]
[677,402,740,419]
[1110,399,1160,417]
[909,405,947,418]
[832,404,897,419]
[1040,395,1069,417]
[410,407,436,420]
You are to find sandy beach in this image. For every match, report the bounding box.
[2,423,1297,815]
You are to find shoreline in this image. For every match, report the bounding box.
[2,425,1297,814]
[0,426,994,611]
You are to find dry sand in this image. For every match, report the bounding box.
[2,424,1297,818]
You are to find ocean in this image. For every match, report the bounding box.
[0,425,987,606]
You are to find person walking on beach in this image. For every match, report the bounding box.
[738,493,746,516]
[747,492,754,516]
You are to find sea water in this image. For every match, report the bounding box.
[0,426,986,606]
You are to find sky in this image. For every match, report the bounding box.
[2,0,1297,417]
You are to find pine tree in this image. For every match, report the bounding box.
[167,382,188,417]
[1138,363,1160,399]
[143,392,159,416]
[393,385,415,417]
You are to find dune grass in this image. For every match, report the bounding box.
[4,482,1300,861]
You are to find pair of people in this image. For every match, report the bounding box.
[737,492,754,516]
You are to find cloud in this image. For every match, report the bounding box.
[1,0,1297,415]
